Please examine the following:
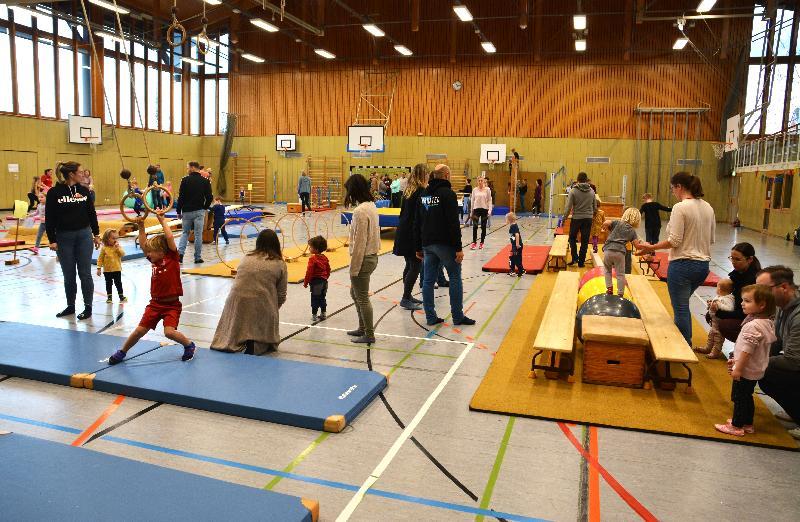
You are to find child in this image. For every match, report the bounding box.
[694,278,735,359]
[239,186,246,205]
[639,193,671,245]
[96,229,127,303]
[506,213,524,276]
[714,284,776,437]
[211,196,229,245]
[590,195,605,253]
[304,235,331,321]
[129,179,144,217]
[31,192,47,255]
[108,214,196,365]
[602,208,645,297]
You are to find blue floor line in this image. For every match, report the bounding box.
[0,412,545,521]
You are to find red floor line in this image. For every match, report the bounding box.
[71,395,126,447]
[557,423,656,521]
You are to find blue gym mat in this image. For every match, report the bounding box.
[0,433,317,521]
[91,242,147,265]
[341,211,399,228]
[0,322,387,432]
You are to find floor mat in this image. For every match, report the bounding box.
[649,252,720,286]
[469,271,798,450]
[481,245,550,274]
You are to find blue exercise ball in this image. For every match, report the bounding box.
[576,294,641,342]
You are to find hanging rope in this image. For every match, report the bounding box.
[196,0,210,56]
[167,0,187,48]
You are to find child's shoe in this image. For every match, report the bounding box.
[31,247,39,255]
[606,287,613,295]
[181,342,196,362]
[106,296,113,303]
[479,243,484,250]
[714,422,745,437]
[507,271,516,277]
[726,419,755,434]
[319,312,326,320]
[470,243,477,250]
[120,296,128,303]
[108,350,127,365]
[312,314,318,322]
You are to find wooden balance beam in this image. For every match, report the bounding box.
[530,271,581,380]
[546,234,569,271]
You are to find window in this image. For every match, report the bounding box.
[773,174,785,209]
[77,51,91,116]
[218,78,228,132]
[103,55,116,123]
[38,37,56,117]
[133,60,145,128]
[15,32,35,115]
[0,27,14,113]
[58,43,74,118]
[173,70,182,133]
[190,77,200,135]
[203,78,216,135]
[160,69,171,131]
[766,64,788,134]
[147,64,158,130]
[119,57,131,126]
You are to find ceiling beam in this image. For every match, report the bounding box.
[316,0,326,36]
[533,0,542,62]
[623,0,633,61]
[519,0,528,30]
[411,0,420,32]
[245,0,323,36]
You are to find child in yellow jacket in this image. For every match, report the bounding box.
[97,229,127,303]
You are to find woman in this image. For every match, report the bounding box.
[27,175,40,211]
[80,169,95,205]
[532,178,543,214]
[714,242,761,344]
[344,174,381,344]
[637,172,715,344]
[46,162,100,320]
[393,164,428,311]
[211,229,287,355]
[470,177,492,250]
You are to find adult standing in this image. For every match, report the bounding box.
[564,172,597,267]
[637,172,715,344]
[469,177,492,250]
[415,164,475,326]
[393,164,427,311]
[344,174,381,344]
[517,178,528,212]
[176,161,213,264]
[210,229,287,355]
[713,243,761,344]
[27,176,41,211]
[79,169,95,205]
[398,172,408,194]
[390,174,402,208]
[46,162,100,320]
[297,170,312,214]
[756,266,800,437]
[147,165,164,209]
[369,172,379,197]
[532,178,543,214]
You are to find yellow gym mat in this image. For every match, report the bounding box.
[469,270,799,450]
[182,235,396,284]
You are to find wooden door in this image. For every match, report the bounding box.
[763,178,773,231]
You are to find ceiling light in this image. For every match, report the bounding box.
[481,41,496,53]
[8,5,52,22]
[575,39,586,51]
[88,0,130,15]
[696,0,717,13]
[181,56,204,66]
[95,30,125,45]
[573,15,587,30]
[453,6,473,22]
[362,24,385,37]
[394,45,412,56]
[241,53,265,63]
[250,18,279,32]
[673,37,689,50]
[314,48,335,59]
[203,0,222,4]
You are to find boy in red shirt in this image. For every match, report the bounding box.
[108,214,196,364]
[304,235,331,322]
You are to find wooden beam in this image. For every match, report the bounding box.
[33,20,40,117]
[316,0,326,37]
[519,0,528,30]
[534,0,542,62]
[623,0,633,61]
[450,17,457,64]
[411,0,420,32]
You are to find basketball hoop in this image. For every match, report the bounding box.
[279,147,288,158]
[352,144,371,159]
[711,141,733,160]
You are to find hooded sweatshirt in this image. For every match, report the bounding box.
[734,315,776,380]
[45,183,99,244]
[564,183,597,220]
[770,294,800,372]
[414,178,462,252]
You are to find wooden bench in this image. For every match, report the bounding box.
[531,271,581,380]
[627,275,699,391]
[582,316,650,388]
[547,235,569,271]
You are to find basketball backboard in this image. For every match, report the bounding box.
[347,125,385,152]
[480,144,506,164]
[276,134,297,151]
[725,114,740,152]
[68,115,102,145]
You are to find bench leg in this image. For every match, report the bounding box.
[530,350,543,378]
[531,350,574,381]
[652,361,693,391]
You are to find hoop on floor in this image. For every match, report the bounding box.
[120,190,148,223]
[215,216,241,275]
[328,210,351,250]
[238,217,265,256]
[141,184,174,215]
[274,214,310,262]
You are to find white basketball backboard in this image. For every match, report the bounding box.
[276,134,297,151]
[725,114,740,152]
[347,125,385,152]
[68,115,102,145]
[480,144,506,164]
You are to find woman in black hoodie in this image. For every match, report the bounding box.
[714,242,761,342]
[46,162,100,320]
[393,163,428,310]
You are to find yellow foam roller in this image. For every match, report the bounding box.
[577,275,632,308]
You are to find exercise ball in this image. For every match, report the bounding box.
[580,267,610,288]
[121,190,154,209]
[577,276,631,308]
[576,294,641,342]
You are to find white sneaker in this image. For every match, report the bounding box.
[788,427,800,440]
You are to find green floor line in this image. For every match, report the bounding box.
[263,432,331,491]
[289,336,458,359]
[475,416,516,522]
[472,276,521,341]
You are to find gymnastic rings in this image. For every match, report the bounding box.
[274,214,310,262]
[167,7,186,48]
[120,190,148,224]
[196,26,210,56]
[141,184,174,215]
[328,211,351,250]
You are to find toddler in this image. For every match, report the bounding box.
[108,214,196,364]
[714,284,776,437]
[31,192,47,255]
[602,207,645,297]
[590,196,605,253]
[129,179,144,216]
[96,229,127,303]
[506,213,524,276]
[694,278,735,359]
[211,196,229,244]
[239,186,246,205]
[304,235,331,321]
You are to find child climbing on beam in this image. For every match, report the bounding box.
[601,208,646,297]
[108,213,196,365]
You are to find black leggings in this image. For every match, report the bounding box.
[731,378,757,427]
[402,254,422,300]
[472,208,489,244]
[300,192,311,213]
[27,192,38,212]
[104,271,124,297]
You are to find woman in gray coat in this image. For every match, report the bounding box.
[211,229,287,355]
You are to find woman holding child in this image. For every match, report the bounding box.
[715,243,761,343]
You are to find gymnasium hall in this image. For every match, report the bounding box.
[1,1,800,520]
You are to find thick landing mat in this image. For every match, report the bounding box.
[482,245,550,274]
[0,433,317,521]
[0,322,386,432]
[648,252,720,286]
[342,207,400,227]
[469,271,798,450]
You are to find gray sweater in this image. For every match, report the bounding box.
[564,183,597,220]
[770,294,800,372]
[297,175,312,194]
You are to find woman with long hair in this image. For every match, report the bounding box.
[344,174,381,344]
[46,161,100,319]
[393,163,428,310]
[211,229,288,355]
[469,177,492,249]
[712,242,762,348]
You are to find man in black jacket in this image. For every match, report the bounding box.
[414,164,475,327]
[176,161,213,263]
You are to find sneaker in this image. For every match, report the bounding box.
[400,298,422,310]
[470,243,477,250]
[789,427,800,440]
[454,316,476,326]
[479,243,484,250]
[312,314,318,322]
[438,280,450,288]
[577,263,585,268]
[56,306,75,318]
[106,297,113,304]
[434,283,439,289]
[108,350,127,365]
[410,297,423,304]
[181,342,196,362]
[346,328,365,337]
[195,258,204,264]
[507,272,516,277]
[31,247,39,255]
[714,422,745,437]
[225,240,230,245]
[519,270,526,276]
[351,335,376,344]
[726,419,755,434]
[427,317,445,326]
[567,260,577,266]
[77,308,92,320]
[120,296,128,303]
[319,312,326,320]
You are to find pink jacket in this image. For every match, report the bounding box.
[733,316,776,381]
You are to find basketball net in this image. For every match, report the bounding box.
[279,147,288,158]
[353,144,370,159]
[711,142,732,160]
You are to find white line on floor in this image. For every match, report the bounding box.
[335,341,474,521]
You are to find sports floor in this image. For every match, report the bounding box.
[2,206,799,520]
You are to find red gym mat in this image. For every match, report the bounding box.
[648,252,720,286]
[0,239,24,247]
[481,245,550,274]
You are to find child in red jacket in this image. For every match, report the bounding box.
[304,235,331,322]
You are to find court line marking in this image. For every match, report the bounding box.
[475,416,516,522]
[335,341,474,521]
[263,432,330,490]
[71,395,126,447]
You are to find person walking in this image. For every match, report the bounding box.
[469,177,492,250]
[532,179,543,215]
[176,161,213,264]
[297,171,312,214]
[564,172,597,267]
[393,163,428,311]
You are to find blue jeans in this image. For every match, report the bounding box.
[35,222,46,248]
[667,258,709,345]
[422,244,464,324]
[178,209,206,261]
[56,227,94,308]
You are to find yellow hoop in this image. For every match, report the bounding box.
[275,214,310,262]
[196,31,211,56]
[238,217,265,256]
[214,216,240,275]
[141,184,174,215]
[168,21,187,48]
[120,190,149,223]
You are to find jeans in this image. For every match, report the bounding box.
[461,196,470,222]
[509,246,523,275]
[104,271,124,297]
[56,227,94,309]
[666,258,709,345]
[731,378,757,427]
[310,278,328,315]
[422,244,464,324]
[402,254,422,300]
[350,254,378,337]
[472,208,489,244]
[35,223,46,248]
[760,365,800,423]
[518,192,526,211]
[299,192,311,213]
[178,209,206,261]
[568,218,592,265]
[645,227,660,245]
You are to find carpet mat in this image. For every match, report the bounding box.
[481,245,550,274]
